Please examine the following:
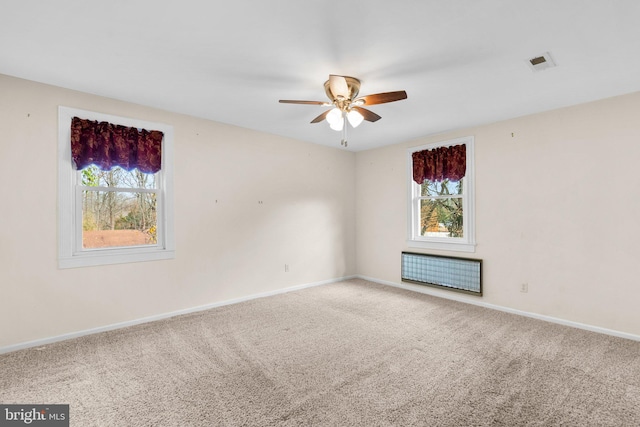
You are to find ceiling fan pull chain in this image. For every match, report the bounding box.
[341,115,348,147]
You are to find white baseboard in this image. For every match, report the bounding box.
[357,275,640,343]
[7,273,634,354]
[0,275,356,355]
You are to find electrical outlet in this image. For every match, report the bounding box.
[285,264,289,272]
[520,283,528,293]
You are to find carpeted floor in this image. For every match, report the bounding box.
[1,279,639,426]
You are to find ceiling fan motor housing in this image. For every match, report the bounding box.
[324,76,361,108]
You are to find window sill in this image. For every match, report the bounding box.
[59,248,175,269]
[406,239,476,253]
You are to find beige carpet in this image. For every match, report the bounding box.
[1,279,639,426]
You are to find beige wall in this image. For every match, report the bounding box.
[0,74,356,349]
[3,71,639,349]
[356,91,640,337]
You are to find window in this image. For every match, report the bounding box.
[407,136,475,252]
[79,165,159,249]
[58,106,175,268]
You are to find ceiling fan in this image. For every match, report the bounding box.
[279,75,407,147]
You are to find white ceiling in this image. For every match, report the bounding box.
[2,1,640,151]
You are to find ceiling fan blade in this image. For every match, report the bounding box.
[279,100,329,105]
[356,90,407,106]
[352,106,381,122]
[310,110,331,123]
[329,75,350,99]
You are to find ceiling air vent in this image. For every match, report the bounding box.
[527,52,556,72]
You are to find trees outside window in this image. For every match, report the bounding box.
[80,165,158,248]
[418,179,463,238]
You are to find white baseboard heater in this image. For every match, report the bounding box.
[401,252,482,296]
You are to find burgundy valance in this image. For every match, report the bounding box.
[71,117,163,173]
[412,144,466,184]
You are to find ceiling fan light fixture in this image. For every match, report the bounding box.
[347,110,364,128]
[329,118,344,131]
[326,107,343,126]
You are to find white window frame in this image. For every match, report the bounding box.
[407,136,476,253]
[58,106,175,268]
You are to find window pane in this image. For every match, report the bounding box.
[420,179,463,197]
[82,190,157,248]
[419,197,463,238]
[80,165,156,189]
